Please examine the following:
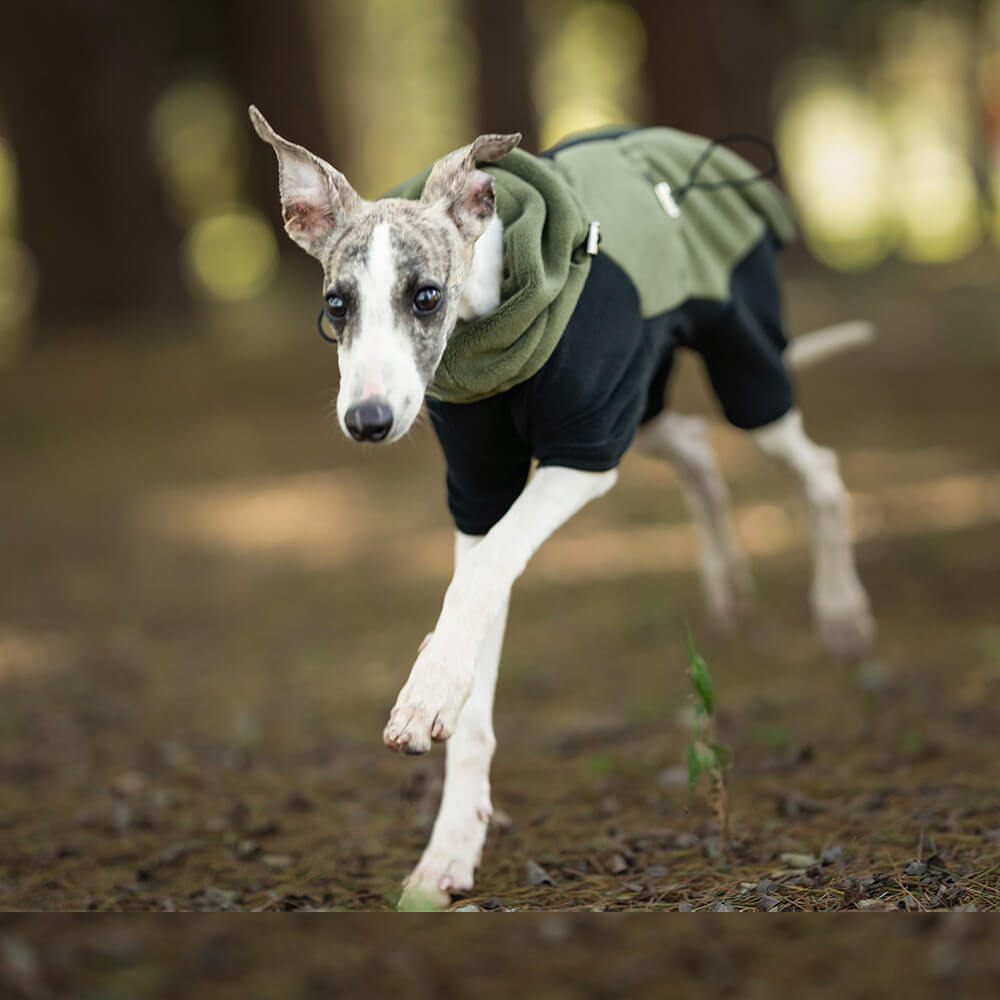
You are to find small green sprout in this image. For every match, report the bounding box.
[684,625,733,855]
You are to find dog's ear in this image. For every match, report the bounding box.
[249,105,362,258]
[421,133,521,241]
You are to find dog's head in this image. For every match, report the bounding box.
[250,106,520,443]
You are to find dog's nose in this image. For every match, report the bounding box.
[344,400,394,442]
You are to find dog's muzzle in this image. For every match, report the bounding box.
[344,399,394,442]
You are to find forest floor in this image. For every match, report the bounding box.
[1,256,999,934]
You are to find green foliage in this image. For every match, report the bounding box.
[683,627,732,805]
[687,741,700,798]
[685,625,714,717]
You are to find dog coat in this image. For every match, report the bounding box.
[384,127,798,536]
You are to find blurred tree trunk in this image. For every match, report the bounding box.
[0,1,186,327]
[154,0,337,262]
[632,0,795,145]
[467,0,538,151]
[217,0,336,220]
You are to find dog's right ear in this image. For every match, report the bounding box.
[249,105,362,258]
[421,132,522,241]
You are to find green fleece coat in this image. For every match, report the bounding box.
[384,127,796,404]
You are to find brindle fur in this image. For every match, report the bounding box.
[250,106,519,421]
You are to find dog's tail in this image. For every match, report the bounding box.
[786,320,875,370]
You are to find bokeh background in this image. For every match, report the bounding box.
[1,0,1000,946]
[5,0,1000,339]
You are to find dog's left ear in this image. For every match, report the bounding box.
[421,133,521,241]
[249,105,363,258]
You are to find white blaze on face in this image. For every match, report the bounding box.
[336,223,425,441]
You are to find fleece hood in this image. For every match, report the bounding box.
[383,127,796,404]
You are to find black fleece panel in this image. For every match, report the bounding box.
[690,234,794,430]
[426,235,794,536]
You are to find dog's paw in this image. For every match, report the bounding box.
[398,852,477,911]
[384,641,474,754]
[397,813,490,911]
[383,692,463,755]
[397,877,452,911]
[813,583,875,661]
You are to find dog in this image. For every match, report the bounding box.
[249,107,875,909]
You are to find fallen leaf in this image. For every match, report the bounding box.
[856,898,898,911]
[779,852,819,869]
[523,860,554,887]
[821,845,846,866]
[609,853,630,875]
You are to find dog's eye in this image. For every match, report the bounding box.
[413,286,442,315]
[325,292,348,321]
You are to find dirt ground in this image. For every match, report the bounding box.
[1,253,998,923]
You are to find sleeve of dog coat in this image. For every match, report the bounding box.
[426,395,533,536]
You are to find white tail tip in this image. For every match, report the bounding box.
[786,321,875,370]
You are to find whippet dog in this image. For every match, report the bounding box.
[250,107,874,909]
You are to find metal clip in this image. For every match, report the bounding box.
[585,221,600,255]
[654,181,681,218]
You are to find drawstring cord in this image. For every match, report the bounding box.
[653,132,780,218]
[674,133,779,203]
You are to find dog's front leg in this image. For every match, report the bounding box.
[384,466,618,756]
[398,531,505,909]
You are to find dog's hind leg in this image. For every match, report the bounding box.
[751,408,874,659]
[635,411,752,629]
[398,533,506,910]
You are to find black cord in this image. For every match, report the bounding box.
[317,308,338,344]
[672,133,780,206]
